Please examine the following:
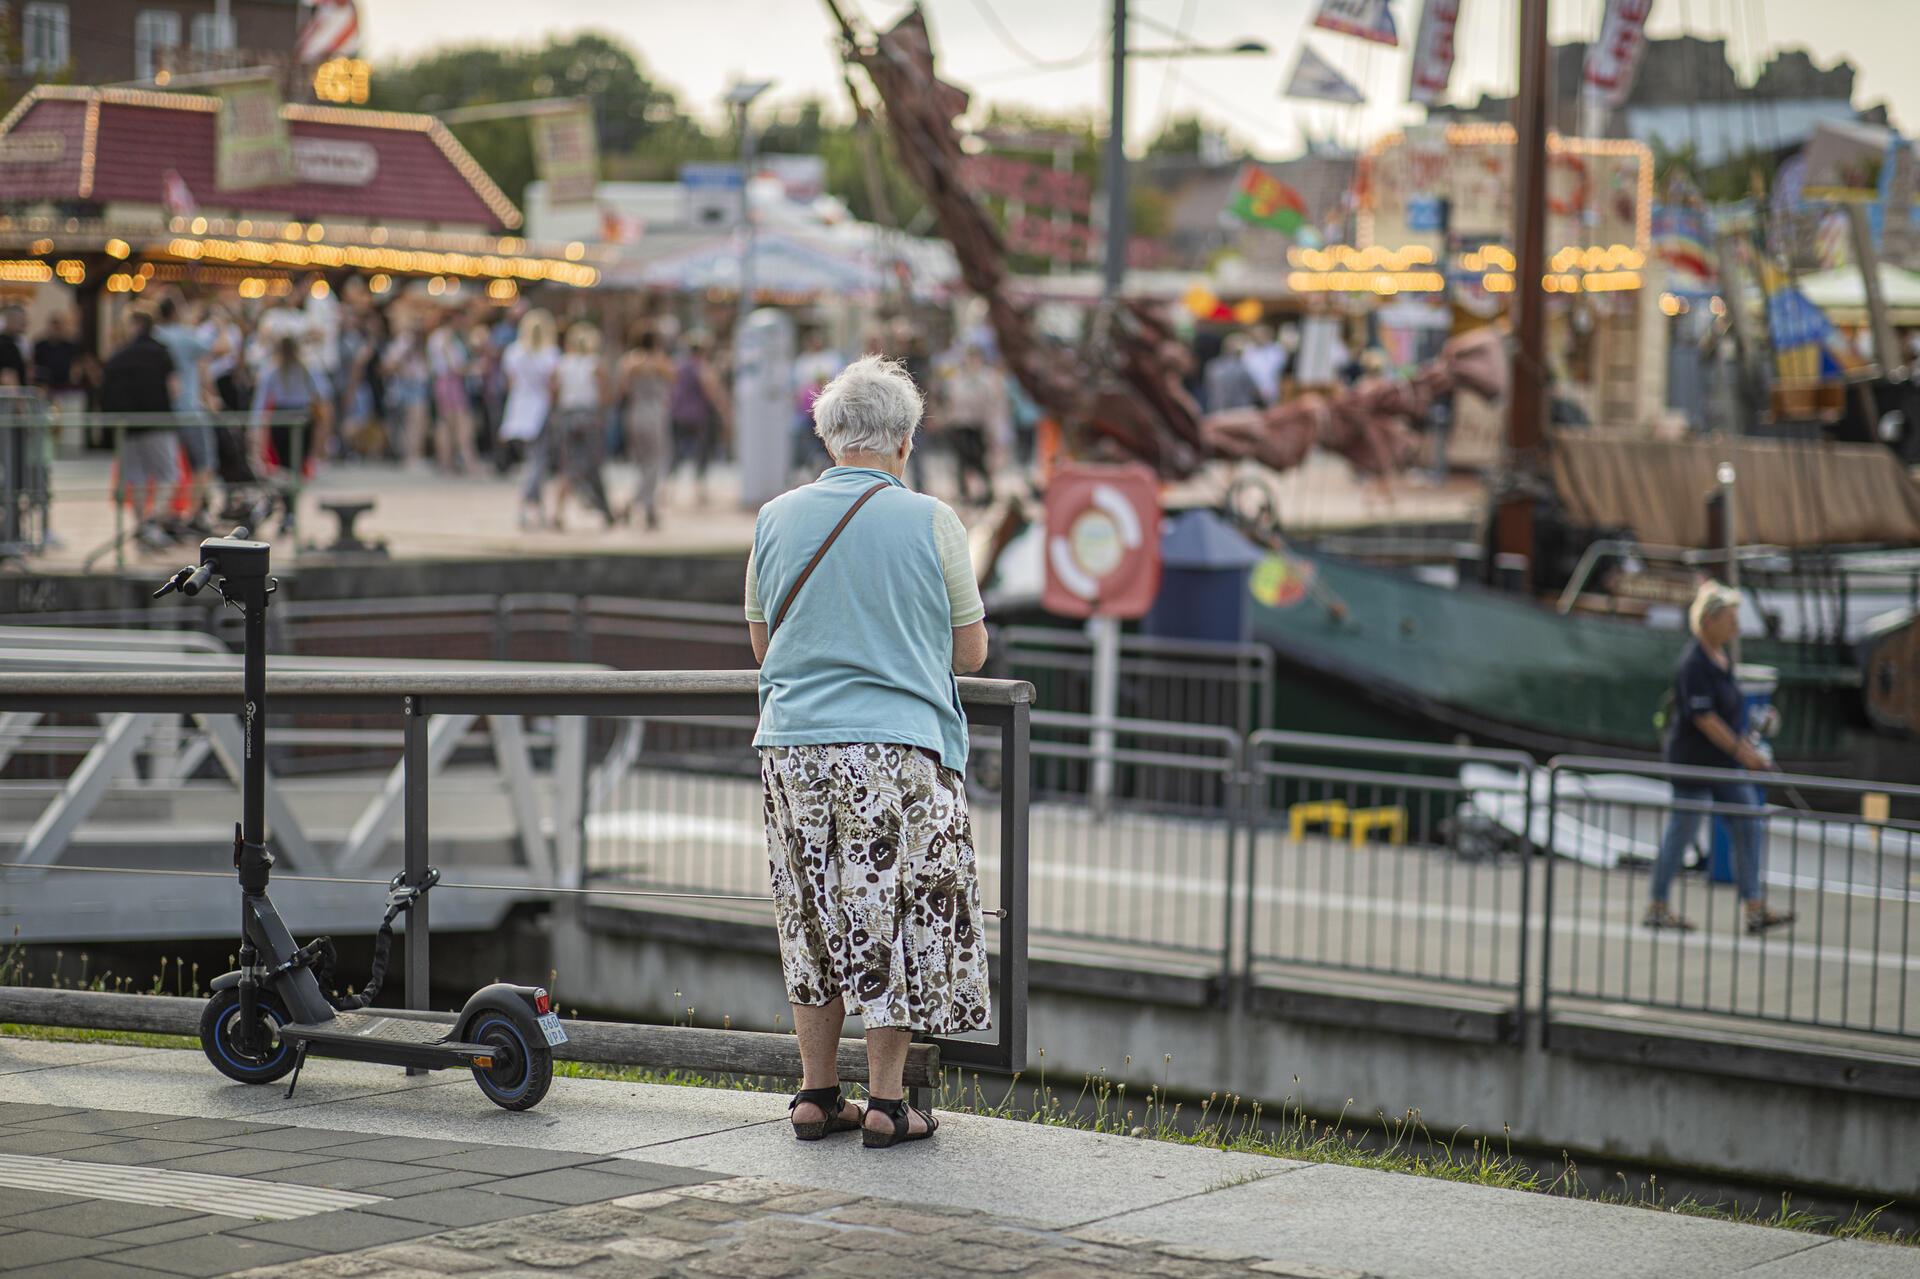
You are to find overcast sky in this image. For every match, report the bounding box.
[356,0,1919,158]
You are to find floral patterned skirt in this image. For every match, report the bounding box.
[760,743,992,1034]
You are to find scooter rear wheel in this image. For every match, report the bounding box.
[467,1009,553,1111]
[200,987,296,1084]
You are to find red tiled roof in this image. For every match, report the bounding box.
[0,87,520,232]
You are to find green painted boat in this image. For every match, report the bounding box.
[1247,548,1902,781]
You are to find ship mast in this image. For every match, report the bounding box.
[1495,0,1553,576]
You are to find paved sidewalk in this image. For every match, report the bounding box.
[0,1036,1914,1279]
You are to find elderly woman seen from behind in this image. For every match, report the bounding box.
[746,354,990,1149]
[1644,583,1795,935]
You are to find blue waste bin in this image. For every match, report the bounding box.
[1708,663,1778,884]
[1141,509,1264,644]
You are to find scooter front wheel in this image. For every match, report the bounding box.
[200,987,296,1084]
[467,1009,552,1111]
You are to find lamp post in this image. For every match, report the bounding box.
[726,80,775,339]
[1100,2,1267,300]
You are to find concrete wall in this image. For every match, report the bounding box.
[550,908,1920,1204]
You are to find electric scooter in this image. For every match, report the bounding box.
[155,529,565,1110]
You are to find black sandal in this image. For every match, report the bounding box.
[863,1095,939,1149]
[788,1085,861,1141]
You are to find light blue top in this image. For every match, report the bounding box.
[749,467,971,772]
[153,323,211,416]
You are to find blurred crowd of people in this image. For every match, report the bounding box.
[0,276,1064,553]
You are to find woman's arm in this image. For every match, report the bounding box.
[1693,712,1769,770]
[952,620,988,674]
[749,621,769,665]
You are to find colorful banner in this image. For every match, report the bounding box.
[295,0,360,64]
[1651,204,1713,284]
[1583,0,1653,110]
[1284,45,1366,105]
[1408,0,1462,106]
[530,104,599,206]
[1228,164,1309,233]
[1311,0,1399,46]
[213,76,294,192]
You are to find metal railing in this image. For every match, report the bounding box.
[0,669,1034,1074]
[1003,625,1274,744]
[4,654,1917,1066]
[1543,756,1920,1042]
[1026,713,1242,971]
[1247,731,1535,1015]
[0,393,313,570]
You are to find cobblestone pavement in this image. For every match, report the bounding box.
[230,1176,1369,1279]
[0,1101,1361,1279]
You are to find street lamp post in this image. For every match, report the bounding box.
[1100,3,1268,300]
[727,81,775,340]
[1101,0,1130,301]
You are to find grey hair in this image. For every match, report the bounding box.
[812,354,923,456]
[1688,581,1741,638]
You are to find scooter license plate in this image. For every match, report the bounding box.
[537,1012,568,1046]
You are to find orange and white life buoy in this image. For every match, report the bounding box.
[1548,152,1589,219]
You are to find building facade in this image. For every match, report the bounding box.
[4,0,300,90]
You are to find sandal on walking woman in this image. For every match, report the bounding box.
[863,1096,939,1149]
[788,1085,863,1141]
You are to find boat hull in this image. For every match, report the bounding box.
[1249,549,1901,783]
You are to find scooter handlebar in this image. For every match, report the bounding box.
[151,565,194,599]
[180,563,216,597]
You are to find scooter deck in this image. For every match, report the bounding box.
[281,1012,494,1071]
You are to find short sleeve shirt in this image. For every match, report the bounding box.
[1666,640,1742,768]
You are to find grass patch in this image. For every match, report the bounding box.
[0,1024,197,1052]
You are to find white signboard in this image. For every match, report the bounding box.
[292,138,378,186]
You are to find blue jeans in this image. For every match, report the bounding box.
[1650,781,1766,905]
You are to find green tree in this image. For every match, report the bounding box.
[1146,114,1206,158]
[368,34,689,204]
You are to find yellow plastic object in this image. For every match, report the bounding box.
[1348,806,1408,847]
[1288,800,1350,840]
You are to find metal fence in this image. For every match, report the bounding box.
[0,670,1033,1074]
[1247,731,1534,1013]
[1003,626,1273,742]
[4,652,1917,1060]
[1543,756,1920,1042]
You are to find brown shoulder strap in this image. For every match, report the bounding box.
[770,481,893,635]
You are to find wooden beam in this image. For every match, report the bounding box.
[0,987,941,1088]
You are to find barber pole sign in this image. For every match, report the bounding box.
[1583,0,1653,110]
[1408,0,1461,106]
[295,0,360,65]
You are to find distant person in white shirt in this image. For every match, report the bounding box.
[1240,324,1287,407]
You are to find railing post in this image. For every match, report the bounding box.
[1001,700,1030,1072]
[1242,736,1265,996]
[1538,762,1559,1051]
[403,695,430,1022]
[113,424,126,572]
[1218,736,1246,1008]
[1515,759,1534,1045]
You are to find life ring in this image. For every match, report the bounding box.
[1548,152,1589,218]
